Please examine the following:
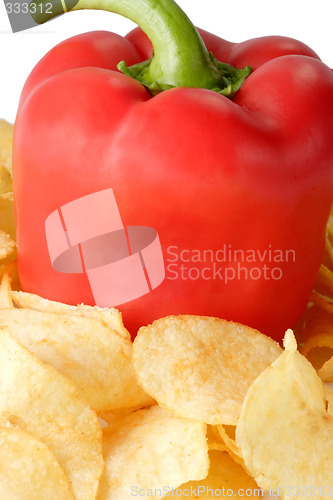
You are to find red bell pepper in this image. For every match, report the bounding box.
[13,0,333,342]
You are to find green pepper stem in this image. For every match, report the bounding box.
[29,0,251,96]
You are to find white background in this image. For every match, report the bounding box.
[0,0,332,123]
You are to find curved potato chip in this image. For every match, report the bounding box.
[216,424,242,459]
[0,192,15,242]
[0,327,103,500]
[0,271,13,308]
[174,450,260,498]
[0,426,74,499]
[0,261,20,291]
[0,229,15,259]
[0,165,12,194]
[133,316,281,425]
[311,290,333,314]
[319,359,333,383]
[313,265,333,298]
[301,306,333,374]
[11,290,129,340]
[206,425,227,452]
[97,405,209,500]
[236,330,333,497]
[0,307,153,411]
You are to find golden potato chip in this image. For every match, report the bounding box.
[0,307,153,412]
[0,165,12,194]
[0,191,15,241]
[217,424,242,459]
[236,329,333,497]
[0,260,20,291]
[301,306,333,374]
[0,119,13,175]
[311,290,333,314]
[325,239,333,268]
[0,327,103,500]
[133,316,281,425]
[206,425,226,452]
[174,450,260,498]
[313,265,333,298]
[11,290,129,340]
[0,426,74,499]
[0,271,14,307]
[215,424,247,472]
[0,229,15,260]
[319,358,333,383]
[97,405,209,500]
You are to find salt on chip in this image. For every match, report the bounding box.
[0,327,103,500]
[97,405,209,500]
[175,450,259,498]
[236,329,333,498]
[0,307,153,412]
[133,315,281,425]
[0,426,74,499]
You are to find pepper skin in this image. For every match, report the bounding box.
[13,0,333,341]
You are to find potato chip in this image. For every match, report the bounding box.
[0,426,74,499]
[236,329,333,497]
[217,424,242,459]
[0,271,14,307]
[313,265,333,299]
[133,316,281,425]
[300,305,333,375]
[311,290,333,314]
[11,290,129,340]
[0,165,12,194]
[319,358,333,383]
[174,450,260,498]
[97,405,209,500]
[0,229,15,259]
[0,306,153,412]
[215,424,248,472]
[0,327,103,500]
[0,119,13,175]
[0,260,20,291]
[206,425,227,452]
[0,191,15,242]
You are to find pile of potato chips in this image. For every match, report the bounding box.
[0,119,333,499]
